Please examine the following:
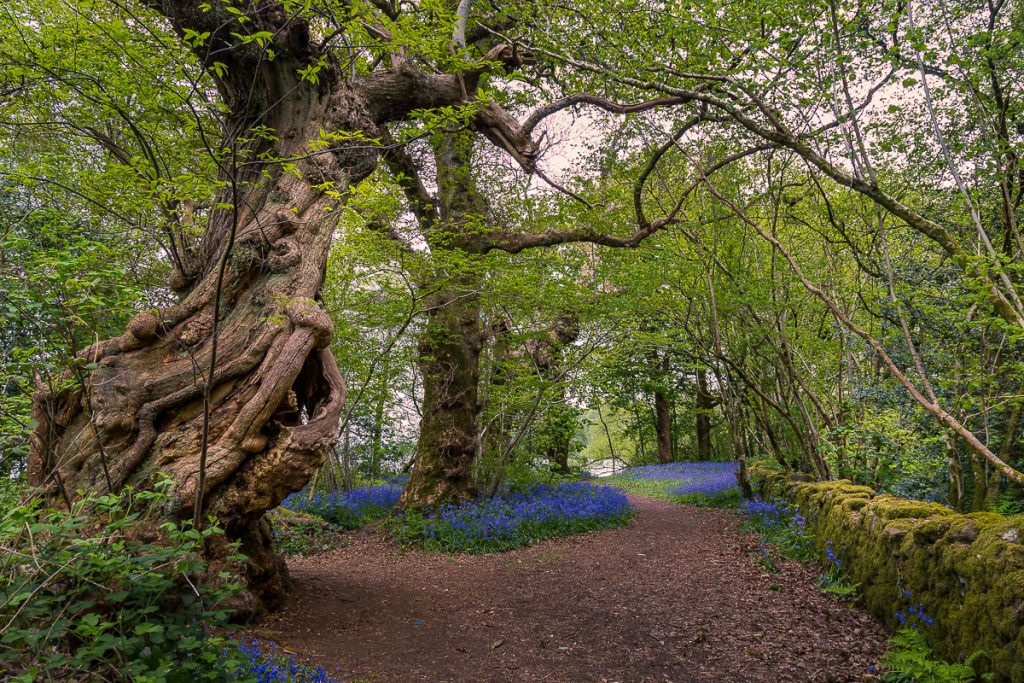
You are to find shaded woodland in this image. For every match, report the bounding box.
[2,0,1023,653]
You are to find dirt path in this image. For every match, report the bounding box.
[259,495,887,682]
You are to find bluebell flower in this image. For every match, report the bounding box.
[825,541,840,567]
[282,484,403,529]
[621,462,740,501]
[894,593,935,629]
[231,638,341,682]
[405,482,634,552]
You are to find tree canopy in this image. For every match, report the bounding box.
[2,0,1024,611]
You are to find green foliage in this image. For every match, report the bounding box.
[495,458,568,493]
[740,500,817,562]
[818,567,860,601]
[882,629,992,683]
[578,407,642,468]
[272,525,340,558]
[0,190,153,475]
[991,489,1024,517]
[0,481,245,681]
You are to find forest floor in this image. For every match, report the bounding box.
[258,495,888,682]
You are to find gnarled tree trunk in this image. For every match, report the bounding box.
[27,0,535,614]
[30,46,360,615]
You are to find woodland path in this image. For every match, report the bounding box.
[259,495,888,682]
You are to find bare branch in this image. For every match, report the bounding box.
[521,94,692,136]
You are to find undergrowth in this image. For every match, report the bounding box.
[818,540,860,601]
[739,498,816,562]
[390,481,634,553]
[881,629,992,683]
[0,479,349,682]
[0,480,243,682]
[268,510,342,558]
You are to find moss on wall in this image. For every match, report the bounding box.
[750,465,1024,682]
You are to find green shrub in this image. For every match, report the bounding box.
[818,540,859,600]
[882,629,991,683]
[0,480,245,682]
[991,489,1024,516]
[818,567,860,601]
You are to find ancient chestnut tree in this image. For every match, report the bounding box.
[18,0,539,612]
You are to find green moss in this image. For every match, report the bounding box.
[869,496,954,520]
[965,511,1006,526]
[913,518,953,545]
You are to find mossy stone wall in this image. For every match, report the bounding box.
[751,466,1024,681]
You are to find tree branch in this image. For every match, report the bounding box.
[521,94,692,136]
[142,0,319,116]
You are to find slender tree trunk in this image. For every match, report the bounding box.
[695,368,714,461]
[946,435,964,510]
[654,390,674,464]
[548,423,572,474]
[988,404,1021,508]
[369,384,387,479]
[653,355,674,463]
[970,450,989,512]
[721,391,753,498]
[631,403,649,462]
[479,319,511,463]
[597,403,618,466]
[753,396,789,471]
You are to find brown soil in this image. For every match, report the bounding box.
[258,495,888,682]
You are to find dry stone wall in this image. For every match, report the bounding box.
[752,466,1024,681]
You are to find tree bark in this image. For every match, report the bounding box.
[654,389,674,464]
[30,45,359,613]
[398,282,484,508]
[539,316,580,475]
[547,413,573,474]
[369,380,388,479]
[397,130,488,508]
